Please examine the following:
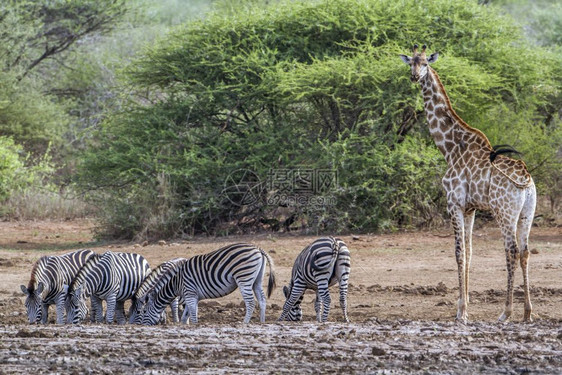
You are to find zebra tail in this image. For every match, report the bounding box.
[261,249,276,298]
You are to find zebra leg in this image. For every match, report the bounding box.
[339,277,350,323]
[105,294,117,324]
[55,296,66,324]
[115,301,126,325]
[183,295,199,324]
[171,298,179,323]
[180,302,189,324]
[316,280,331,323]
[91,295,104,323]
[41,303,49,324]
[239,284,257,324]
[159,310,167,324]
[314,292,321,322]
[279,285,306,321]
[253,280,267,323]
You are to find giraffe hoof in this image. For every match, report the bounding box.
[455,316,468,325]
[498,312,511,322]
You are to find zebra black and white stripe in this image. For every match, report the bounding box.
[141,243,276,325]
[64,251,151,324]
[279,237,350,322]
[129,258,187,324]
[20,249,94,324]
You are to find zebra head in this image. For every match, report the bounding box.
[129,295,148,325]
[281,285,303,321]
[65,285,89,324]
[140,291,161,326]
[20,282,45,324]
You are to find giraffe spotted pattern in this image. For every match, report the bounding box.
[400,44,537,323]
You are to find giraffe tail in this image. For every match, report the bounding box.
[490,144,522,162]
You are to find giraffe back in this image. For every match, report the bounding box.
[492,156,532,188]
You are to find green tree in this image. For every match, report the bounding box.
[77,0,562,239]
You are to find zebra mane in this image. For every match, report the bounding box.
[27,256,50,291]
[68,253,103,293]
[135,258,186,299]
[147,259,187,298]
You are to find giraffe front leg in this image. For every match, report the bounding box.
[464,210,475,306]
[450,206,468,323]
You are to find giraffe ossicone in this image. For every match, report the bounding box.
[400,44,536,323]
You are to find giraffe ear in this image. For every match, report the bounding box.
[399,54,411,64]
[427,52,439,64]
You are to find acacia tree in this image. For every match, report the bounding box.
[77,0,562,239]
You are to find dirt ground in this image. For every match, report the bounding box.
[0,220,561,374]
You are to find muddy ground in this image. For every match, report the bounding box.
[0,220,561,373]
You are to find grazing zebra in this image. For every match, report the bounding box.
[129,258,187,324]
[279,237,350,322]
[64,251,151,324]
[20,249,94,324]
[141,243,276,325]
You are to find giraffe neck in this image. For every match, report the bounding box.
[420,67,492,166]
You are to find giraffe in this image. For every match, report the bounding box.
[399,44,537,323]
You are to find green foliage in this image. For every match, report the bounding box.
[489,0,562,47]
[76,0,561,238]
[0,136,54,202]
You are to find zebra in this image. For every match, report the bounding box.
[141,243,276,325]
[278,237,350,322]
[20,249,94,324]
[129,258,187,324]
[64,251,151,324]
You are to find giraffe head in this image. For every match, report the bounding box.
[399,44,439,83]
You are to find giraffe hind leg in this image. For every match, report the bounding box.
[498,221,518,323]
[518,187,536,322]
[464,210,475,306]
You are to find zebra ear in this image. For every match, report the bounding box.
[75,286,82,297]
[20,285,30,296]
[283,286,289,298]
[36,282,44,294]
